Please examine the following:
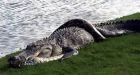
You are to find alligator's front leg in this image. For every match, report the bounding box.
[24,49,52,65]
[27,47,79,64]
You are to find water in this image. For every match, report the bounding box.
[0,0,140,58]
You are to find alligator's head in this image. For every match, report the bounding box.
[7,41,43,68]
[7,38,70,68]
[8,41,57,68]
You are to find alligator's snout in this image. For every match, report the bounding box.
[8,56,25,68]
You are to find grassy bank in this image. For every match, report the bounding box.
[0,12,140,75]
[117,12,140,20]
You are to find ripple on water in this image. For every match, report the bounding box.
[0,0,140,58]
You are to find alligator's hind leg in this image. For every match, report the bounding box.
[24,49,52,65]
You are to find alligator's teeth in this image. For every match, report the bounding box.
[40,59,44,62]
[42,58,45,62]
[49,58,53,61]
[53,57,58,60]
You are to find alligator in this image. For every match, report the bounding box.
[8,19,140,68]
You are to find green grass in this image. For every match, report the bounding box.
[116,12,140,20]
[0,12,140,75]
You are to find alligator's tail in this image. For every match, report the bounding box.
[96,20,140,37]
[53,19,106,41]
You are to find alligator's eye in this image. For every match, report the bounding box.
[46,47,51,50]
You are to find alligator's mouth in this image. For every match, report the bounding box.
[8,54,64,68]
